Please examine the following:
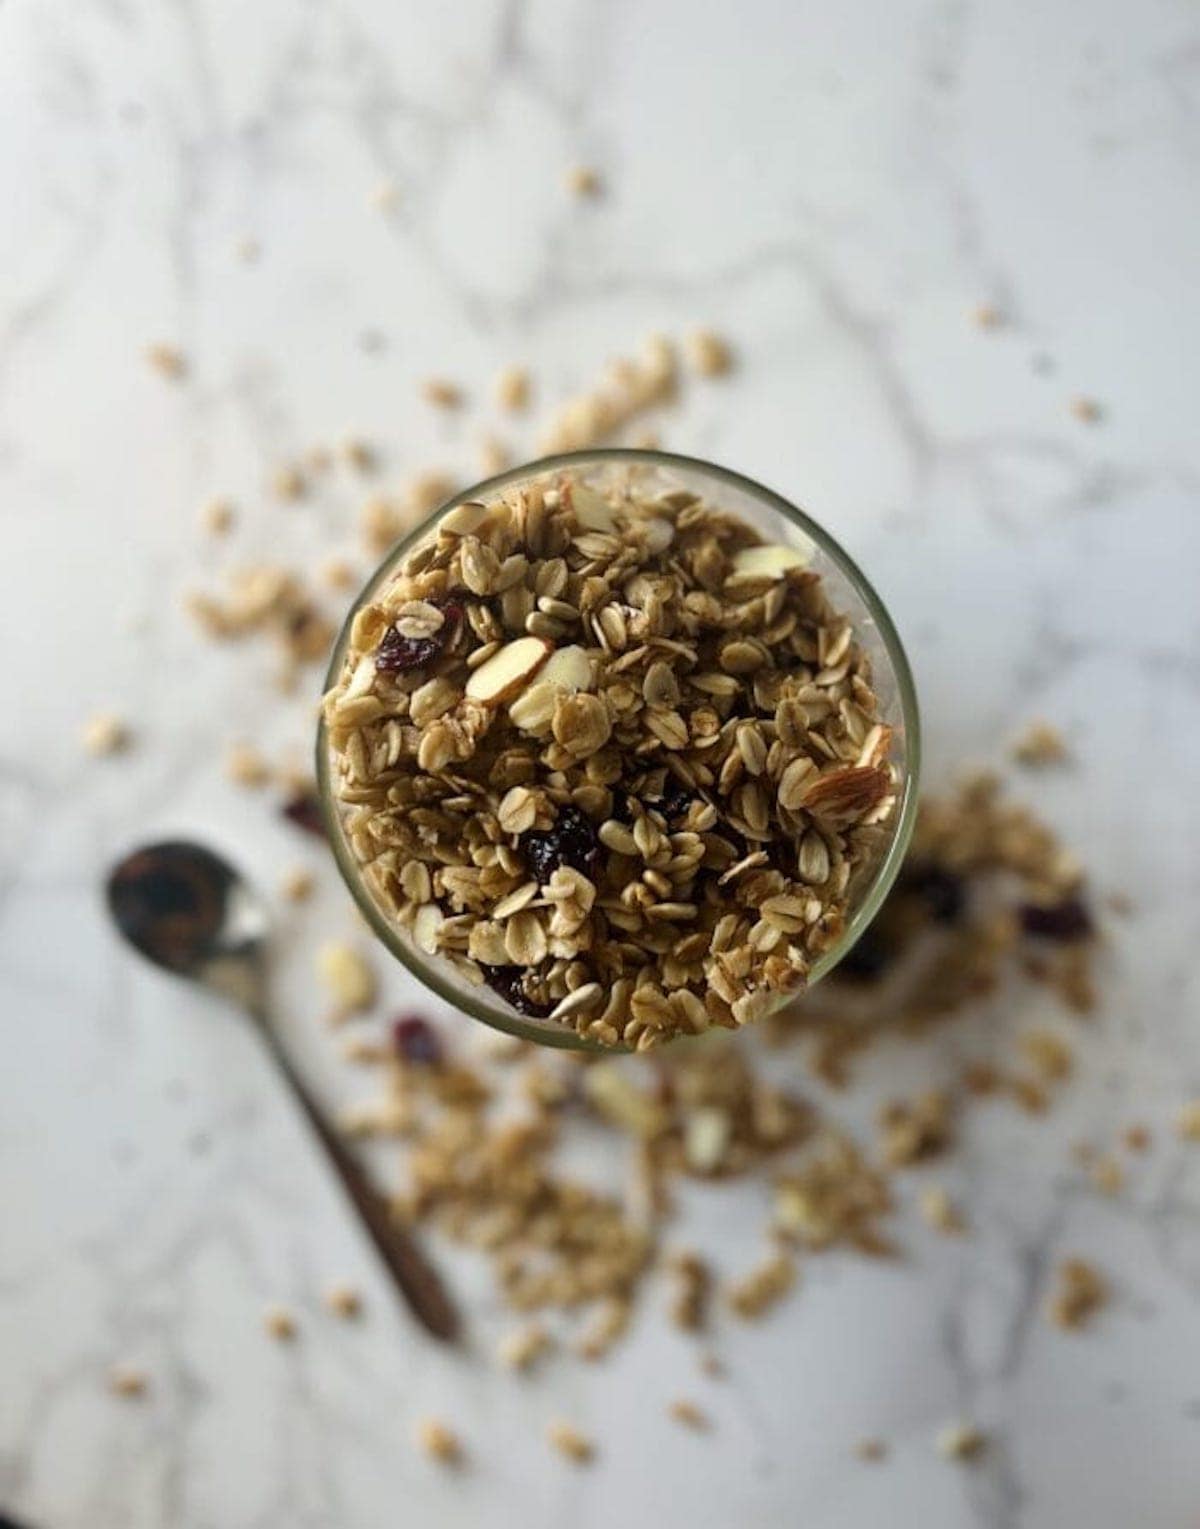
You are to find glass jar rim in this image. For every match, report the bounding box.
[316,448,922,1050]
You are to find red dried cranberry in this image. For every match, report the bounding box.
[374,600,463,674]
[391,1015,443,1066]
[902,862,967,925]
[481,965,551,1018]
[1019,898,1093,942]
[519,805,600,884]
[281,790,327,838]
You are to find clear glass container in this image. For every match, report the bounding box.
[317,449,921,1050]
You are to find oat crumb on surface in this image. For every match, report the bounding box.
[1013,719,1068,766]
[972,302,1003,329]
[667,1398,710,1430]
[497,1323,552,1371]
[420,377,462,409]
[341,438,376,474]
[685,329,733,378]
[280,866,316,903]
[1069,395,1103,423]
[564,164,601,197]
[918,1185,966,1235]
[1122,1123,1150,1152]
[324,1283,363,1319]
[854,1436,888,1462]
[477,434,511,476]
[321,557,358,592]
[726,1251,796,1320]
[271,463,306,501]
[145,342,186,378]
[225,742,270,789]
[201,496,235,536]
[1019,1029,1073,1083]
[936,1421,987,1460]
[547,1419,594,1463]
[1176,1100,1200,1141]
[1048,1256,1107,1330]
[371,177,401,212]
[82,712,131,757]
[416,1417,461,1464]
[109,1365,148,1397]
[1090,1155,1124,1196]
[493,364,531,412]
[264,1304,297,1341]
[316,942,377,1018]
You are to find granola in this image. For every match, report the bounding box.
[322,467,898,1046]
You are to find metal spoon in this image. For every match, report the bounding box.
[105,840,459,1342]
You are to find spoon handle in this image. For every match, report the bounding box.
[254,1020,459,1342]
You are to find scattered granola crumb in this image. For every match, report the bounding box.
[82,712,131,757]
[972,303,1003,330]
[547,1419,594,1463]
[497,1323,553,1371]
[937,1421,987,1461]
[854,1437,888,1462]
[109,1365,148,1398]
[1019,1029,1073,1083]
[575,1296,631,1361]
[879,1090,954,1166]
[421,377,462,409]
[306,445,333,474]
[494,364,531,412]
[371,178,401,213]
[324,1283,363,1319]
[1069,395,1103,424]
[1121,1123,1151,1153]
[339,1034,390,1065]
[685,329,733,378]
[918,1185,966,1236]
[477,433,511,476]
[146,342,186,379]
[225,742,271,789]
[667,1398,710,1430]
[668,1251,712,1331]
[316,942,378,1019]
[201,497,235,537]
[416,1417,461,1464]
[280,866,316,903]
[1090,1155,1124,1196]
[1013,720,1068,766]
[564,164,601,197]
[272,463,306,501]
[1176,1101,1200,1141]
[699,1351,724,1379]
[235,236,260,264]
[264,1304,298,1341]
[322,558,358,592]
[726,1251,796,1320]
[1048,1257,1107,1330]
[341,438,376,474]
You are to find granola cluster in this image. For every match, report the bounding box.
[322,468,899,1046]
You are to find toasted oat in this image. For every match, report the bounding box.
[685,329,733,378]
[109,1365,148,1398]
[972,303,1003,330]
[918,1185,965,1236]
[264,1304,298,1341]
[1013,719,1068,766]
[497,1323,553,1371]
[1090,1156,1124,1196]
[201,496,235,536]
[1069,395,1102,424]
[494,365,531,412]
[854,1437,888,1462]
[341,438,376,474]
[667,1250,712,1331]
[272,463,306,501]
[188,566,333,672]
[1176,1101,1200,1141]
[324,1283,363,1318]
[879,1091,953,1167]
[726,1252,796,1319]
[937,1421,986,1461]
[416,1417,461,1464]
[421,377,462,409]
[322,558,358,592]
[667,1398,709,1430]
[478,433,511,475]
[547,1419,594,1463]
[371,177,401,212]
[575,1296,630,1361]
[82,712,131,757]
[225,742,270,789]
[145,342,185,379]
[1047,1257,1107,1330]
[1019,1029,1073,1083]
[316,942,377,1019]
[564,164,600,197]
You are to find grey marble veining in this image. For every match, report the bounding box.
[2,1,1199,1525]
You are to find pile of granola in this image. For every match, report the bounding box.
[322,468,899,1047]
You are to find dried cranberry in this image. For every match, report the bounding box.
[281,790,327,838]
[837,926,893,982]
[519,805,600,884]
[481,965,551,1018]
[902,862,967,925]
[373,600,463,674]
[658,776,694,822]
[1019,898,1093,942]
[391,1015,443,1066]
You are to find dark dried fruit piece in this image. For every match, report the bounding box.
[391,1015,443,1066]
[902,862,967,925]
[659,775,694,823]
[1019,898,1093,942]
[281,790,327,838]
[481,965,551,1019]
[519,805,600,884]
[374,600,463,674]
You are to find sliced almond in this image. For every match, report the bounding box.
[729,542,812,583]
[563,480,617,533]
[538,644,593,693]
[439,500,489,537]
[464,636,552,704]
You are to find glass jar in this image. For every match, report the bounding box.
[317,449,920,1049]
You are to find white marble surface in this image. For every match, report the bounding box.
[3,1,1200,1525]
